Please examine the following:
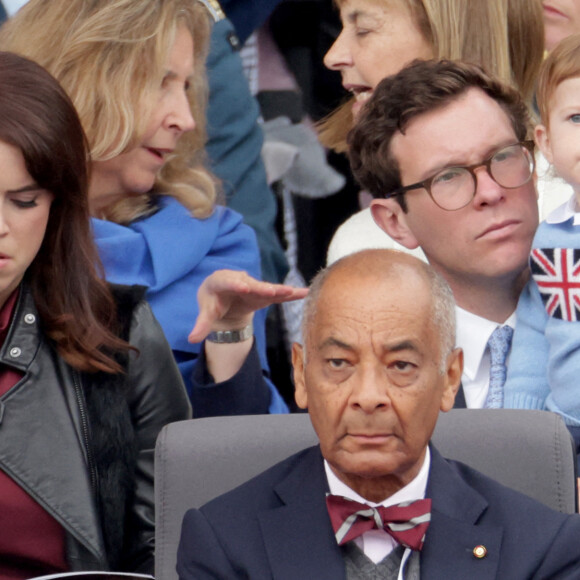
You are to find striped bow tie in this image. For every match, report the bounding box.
[326,494,431,551]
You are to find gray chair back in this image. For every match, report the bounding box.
[154,409,577,580]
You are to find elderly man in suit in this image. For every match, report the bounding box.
[177,249,580,579]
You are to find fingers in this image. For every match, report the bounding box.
[198,269,253,298]
[188,270,309,343]
[188,309,217,343]
[266,286,309,304]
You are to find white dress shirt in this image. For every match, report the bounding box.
[455,307,516,408]
[325,447,430,564]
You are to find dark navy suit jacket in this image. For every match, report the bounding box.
[177,444,580,579]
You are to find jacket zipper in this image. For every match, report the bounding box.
[72,371,98,496]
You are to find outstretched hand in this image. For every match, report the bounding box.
[188,270,308,343]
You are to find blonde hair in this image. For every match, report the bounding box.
[319,0,544,151]
[536,33,580,127]
[0,0,217,222]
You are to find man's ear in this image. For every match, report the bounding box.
[371,199,420,250]
[535,124,553,165]
[292,342,308,410]
[440,348,463,412]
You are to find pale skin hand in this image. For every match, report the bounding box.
[189,270,308,383]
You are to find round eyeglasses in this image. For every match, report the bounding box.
[385,140,535,211]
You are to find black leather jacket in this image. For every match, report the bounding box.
[0,285,191,573]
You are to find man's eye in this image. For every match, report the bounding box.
[569,114,580,124]
[433,168,463,185]
[390,360,414,372]
[493,148,517,163]
[328,359,347,369]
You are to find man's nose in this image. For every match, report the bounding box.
[350,364,391,413]
[472,166,505,207]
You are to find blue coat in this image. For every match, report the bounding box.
[92,196,287,416]
[177,445,580,579]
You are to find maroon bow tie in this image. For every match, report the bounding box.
[326,494,431,551]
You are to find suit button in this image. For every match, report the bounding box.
[473,545,487,559]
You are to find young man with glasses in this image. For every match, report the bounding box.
[348,59,539,409]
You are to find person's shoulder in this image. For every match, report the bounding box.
[200,445,321,517]
[443,456,579,530]
[108,283,148,309]
[430,453,580,577]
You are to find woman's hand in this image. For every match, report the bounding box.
[188,270,308,343]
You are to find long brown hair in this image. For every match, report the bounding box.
[348,59,531,207]
[0,51,129,373]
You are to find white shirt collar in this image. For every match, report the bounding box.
[324,447,430,564]
[545,194,580,226]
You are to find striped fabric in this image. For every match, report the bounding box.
[326,495,431,551]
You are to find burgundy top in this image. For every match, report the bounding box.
[0,289,69,579]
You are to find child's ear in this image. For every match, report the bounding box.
[535,124,553,164]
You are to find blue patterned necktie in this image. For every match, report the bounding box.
[484,325,514,408]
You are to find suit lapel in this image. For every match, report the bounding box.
[258,446,346,580]
[421,446,502,579]
[257,444,506,579]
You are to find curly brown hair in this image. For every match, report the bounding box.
[348,59,531,211]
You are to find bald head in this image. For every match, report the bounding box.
[292,249,462,501]
[301,249,456,369]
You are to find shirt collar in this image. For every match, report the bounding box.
[455,306,516,381]
[545,194,580,225]
[324,446,430,507]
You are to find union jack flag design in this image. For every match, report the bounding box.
[530,248,580,322]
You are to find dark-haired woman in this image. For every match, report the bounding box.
[0,51,189,577]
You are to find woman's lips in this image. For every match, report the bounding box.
[543,4,567,19]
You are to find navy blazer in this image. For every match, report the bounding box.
[177,445,580,579]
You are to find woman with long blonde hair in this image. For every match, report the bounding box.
[0,0,306,416]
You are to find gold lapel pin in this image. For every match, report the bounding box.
[473,545,487,559]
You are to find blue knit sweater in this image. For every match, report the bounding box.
[504,215,580,426]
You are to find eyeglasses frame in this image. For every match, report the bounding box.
[383,140,536,211]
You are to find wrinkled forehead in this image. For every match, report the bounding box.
[312,265,434,333]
